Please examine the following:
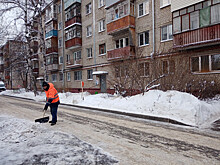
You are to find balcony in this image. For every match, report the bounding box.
[173,24,220,49]
[107,15,135,35]
[45,30,58,39]
[46,64,58,71]
[5,75,10,79]
[66,59,82,68]
[65,38,82,49]
[32,68,39,73]
[64,0,81,10]
[46,46,58,54]
[107,46,135,61]
[65,16,81,28]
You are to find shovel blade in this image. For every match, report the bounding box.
[35,116,49,123]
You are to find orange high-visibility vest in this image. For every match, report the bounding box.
[45,83,59,103]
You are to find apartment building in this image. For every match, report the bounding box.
[26,0,220,96]
[0,46,4,81]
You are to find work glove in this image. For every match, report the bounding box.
[43,103,49,111]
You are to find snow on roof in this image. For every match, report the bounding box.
[92,71,108,75]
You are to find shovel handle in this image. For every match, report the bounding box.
[43,110,46,117]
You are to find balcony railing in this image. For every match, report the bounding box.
[65,38,82,49]
[46,46,58,54]
[107,15,135,35]
[32,68,39,73]
[66,59,82,68]
[107,46,135,61]
[65,16,81,28]
[5,75,10,79]
[173,24,220,49]
[46,64,58,71]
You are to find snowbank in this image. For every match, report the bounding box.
[1,89,220,128]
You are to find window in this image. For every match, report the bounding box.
[58,22,62,30]
[211,4,220,24]
[190,11,199,30]
[182,14,189,31]
[99,43,106,55]
[58,38,62,48]
[59,56,63,64]
[74,51,81,60]
[160,0,171,8]
[86,3,92,15]
[139,31,149,46]
[98,0,105,8]
[138,0,149,17]
[59,72,63,81]
[115,38,129,48]
[66,54,70,63]
[173,17,181,34]
[58,4,61,13]
[67,72,71,81]
[200,7,210,27]
[191,54,220,73]
[87,25,92,37]
[87,69,93,80]
[98,19,105,32]
[162,61,169,74]
[52,74,57,82]
[139,62,150,76]
[65,25,81,40]
[161,24,172,41]
[74,71,82,80]
[46,75,49,82]
[87,48,92,58]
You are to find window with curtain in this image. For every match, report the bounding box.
[200,7,210,27]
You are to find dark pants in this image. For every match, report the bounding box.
[50,102,59,123]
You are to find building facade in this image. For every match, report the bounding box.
[2,0,219,97]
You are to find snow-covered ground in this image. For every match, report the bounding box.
[1,89,220,128]
[0,115,118,165]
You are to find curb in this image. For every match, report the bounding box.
[1,94,192,127]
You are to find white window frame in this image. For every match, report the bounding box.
[46,75,49,82]
[138,0,149,17]
[52,74,57,82]
[98,19,105,32]
[59,56,63,64]
[87,25,92,37]
[98,0,105,8]
[86,3,92,15]
[160,0,171,8]
[67,72,71,81]
[139,31,149,47]
[66,54,70,63]
[87,69,93,80]
[115,38,129,49]
[58,38,62,48]
[74,71,82,80]
[87,48,92,58]
[161,24,173,42]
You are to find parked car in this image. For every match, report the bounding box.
[0,81,6,92]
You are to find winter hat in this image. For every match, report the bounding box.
[42,81,50,91]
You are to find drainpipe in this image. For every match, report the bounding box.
[92,0,97,85]
[61,0,65,92]
[151,0,155,59]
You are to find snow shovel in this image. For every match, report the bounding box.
[35,110,49,123]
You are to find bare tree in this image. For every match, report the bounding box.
[0,0,49,95]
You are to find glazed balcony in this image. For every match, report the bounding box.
[107,46,135,61]
[65,38,82,49]
[173,24,220,49]
[46,46,58,54]
[46,64,58,71]
[107,15,135,35]
[66,59,82,68]
[64,0,81,10]
[45,30,58,39]
[65,16,81,28]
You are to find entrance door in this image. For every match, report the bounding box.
[100,75,106,93]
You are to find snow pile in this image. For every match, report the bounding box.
[1,89,220,128]
[0,115,118,165]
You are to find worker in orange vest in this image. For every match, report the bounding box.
[42,81,60,126]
